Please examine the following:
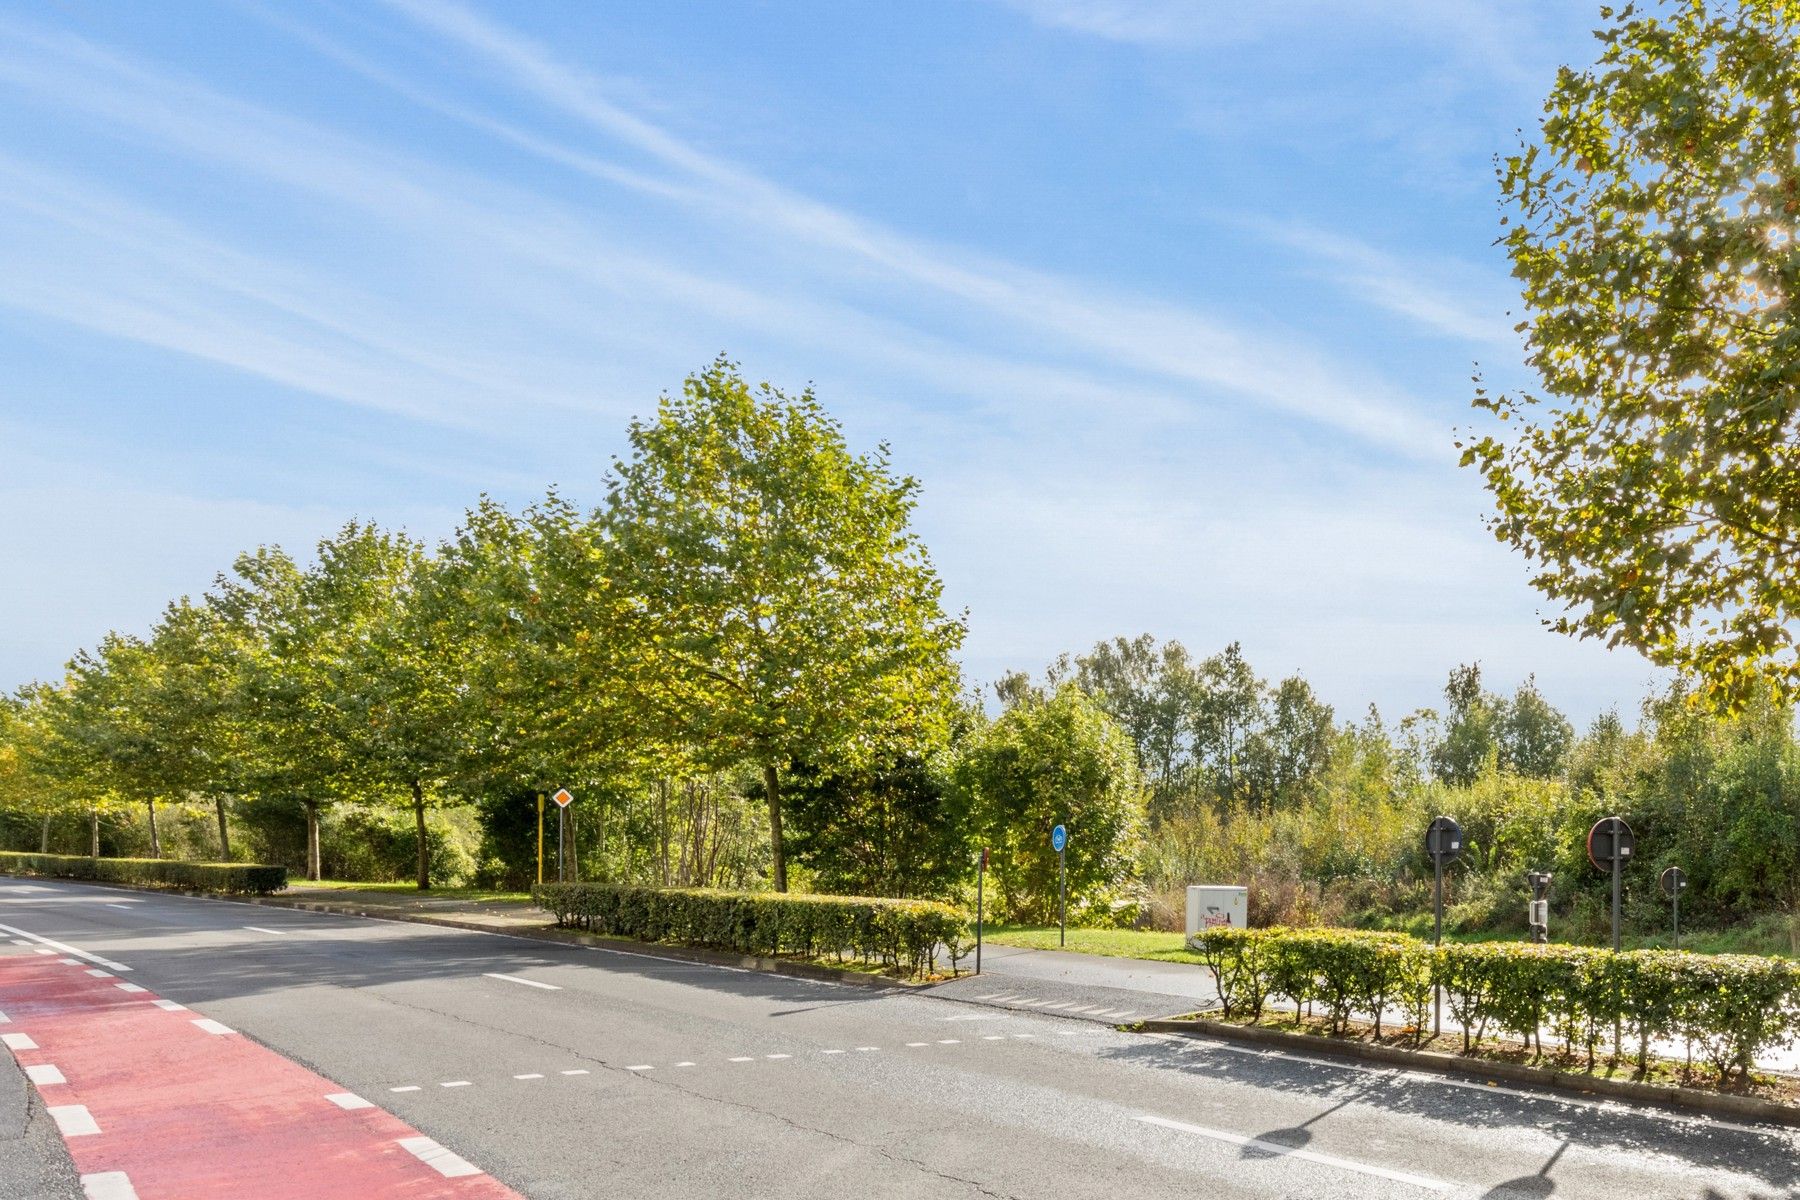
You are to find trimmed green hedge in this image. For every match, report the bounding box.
[1193,927,1800,1082]
[0,851,287,896]
[534,882,970,980]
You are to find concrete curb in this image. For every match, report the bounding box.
[220,892,924,991]
[1139,1017,1800,1128]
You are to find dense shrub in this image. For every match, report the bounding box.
[534,882,970,979]
[0,851,286,895]
[1192,927,1800,1081]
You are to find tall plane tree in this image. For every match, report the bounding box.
[604,358,965,890]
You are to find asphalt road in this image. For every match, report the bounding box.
[2,878,1797,1200]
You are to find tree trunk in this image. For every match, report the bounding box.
[304,800,321,881]
[764,762,787,893]
[89,808,100,858]
[39,814,51,855]
[146,799,161,859]
[412,780,429,890]
[214,796,232,861]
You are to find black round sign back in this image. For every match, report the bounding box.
[1424,815,1464,864]
[1659,865,1687,898]
[1587,816,1635,871]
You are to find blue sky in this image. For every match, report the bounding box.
[0,1,1660,724]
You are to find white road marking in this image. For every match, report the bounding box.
[81,1171,139,1200]
[440,1080,472,1088]
[764,1054,791,1060]
[821,1049,846,1055]
[941,1012,1005,1022]
[1012,1033,1036,1039]
[855,1046,878,1052]
[560,1069,589,1075]
[482,972,560,990]
[58,958,82,965]
[398,1136,482,1179]
[627,1064,654,1071]
[104,904,135,909]
[9,939,31,946]
[114,983,146,994]
[390,1086,422,1093]
[0,923,132,972]
[0,1009,7,1023]
[675,1061,695,1067]
[1135,1114,1452,1192]
[513,1074,543,1080]
[2,1032,38,1050]
[152,999,186,1012]
[49,1104,101,1136]
[325,1092,373,1110]
[243,927,287,936]
[85,969,113,978]
[905,1042,928,1047]
[728,1056,754,1062]
[983,1035,1007,1040]
[937,1039,961,1044]
[26,1063,66,1086]
[192,1019,234,1036]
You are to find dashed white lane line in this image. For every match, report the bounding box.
[627,1065,654,1071]
[513,1074,543,1080]
[855,1046,878,1052]
[325,1092,374,1110]
[821,1049,846,1055]
[398,1136,482,1179]
[1013,1033,1036,1039]
[243,927,287,936]
[675,1061,695,1067]
[560,1069,589,1076]
[2,1032,38,1050]
[905,1042,929,1047]
[192,1019,234,1036]
[764,1054,791,1060]
[936,1039,961,1045]
[983,1035,1006,1041]
[26,1063,66,1086]
[84,969,113,978]
[1134,1114,1452,1192]
[58,958,82,966]
[482,972,560,990]
[8,939,31,946]
[440,1081,472,1088]
[152,999,186,1012]
[114,982,146,994]
[48,1104,101,1136]
[390,1086,422,1093]
[80,1171,139,1200]
[728,1056,754,1062]
[103,903,136,909]
[0,923,132,972]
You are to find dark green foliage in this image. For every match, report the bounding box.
[783,754,972,899]
[0,851,285,895]
[1193,927,1800,1082]
[534,881,969,979]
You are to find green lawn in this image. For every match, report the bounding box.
[981,923,1207,966]
[295,879,534,904]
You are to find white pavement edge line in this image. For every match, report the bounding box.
[80,1172,139,1200]
[26,1063,66,1086]
[1135,1114,1452,1192]
[243,926,288,936]
[0,1008,8,1023]
[398,1136,483,1178]
[48,1104,101,1137]
[151,999,186,1012]
[482,972,561,990]
[0,922,131,973]
[325,1092,374,1110]
[192,1018,234,1036]
[2,1032,38,1050]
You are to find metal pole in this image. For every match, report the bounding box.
[558,806,566,883]
[976,851,985,975]
[1058,850,1066,948]
[1611,852,1621,953]
[1673,886,1680,951]
[536,794,545,886]
[1433,855,1443,1038]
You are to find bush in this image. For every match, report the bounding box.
[534,882,970,979]
[1191,926,1800,1081]
[0,851,287,895]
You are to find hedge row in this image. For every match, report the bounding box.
[534,882,970,979]
[1193,927,1800,1082]
[0,851,287,896]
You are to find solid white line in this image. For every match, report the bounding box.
[192,1018,234,1036]
[48,1104,100,1136]
[2,1033,37,1050]
[152,999,186,1012]
[26,1063,66,1086]
[513,1073,543,1080]
[0,922,131,972]
[398,1136,482,1179]
[482,972,560,990]
[325,1092,373,1110]
[81,1172,139,1200]
[1134,1114,1452,1192]
[243,927,287,936]
[114,983,146,994]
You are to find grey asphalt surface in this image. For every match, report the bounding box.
[2,878,1798,1200]
[0,1023,80,1200]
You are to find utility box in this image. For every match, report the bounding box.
[1185,885,1249,948]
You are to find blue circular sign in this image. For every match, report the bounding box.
[1051,824,1067,853]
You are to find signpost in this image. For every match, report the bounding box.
[536,793,546,886]
[552,788,574,883]
[1424,815,1463,1036]
[976,848,988,975]
[1587,816,1635,953]
[1051,824,1068,948]
[1526,871,1553,944]
[1660,865,1687,950]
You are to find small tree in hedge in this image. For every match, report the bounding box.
[955,683,1147,922]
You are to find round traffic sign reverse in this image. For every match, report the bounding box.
[1050,824,1067,853]
[1586,816,1635,870]
[1660,865,1687,898]
[1424,816,1463,864]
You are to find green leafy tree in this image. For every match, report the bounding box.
[1496,675,1575,779]
[603,358,967,890]
[1064,635,1200,821]
[1431,664,1501,787]
[1466,0,1800,708]
[784,749,973,899]
[954,683,1147,922]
